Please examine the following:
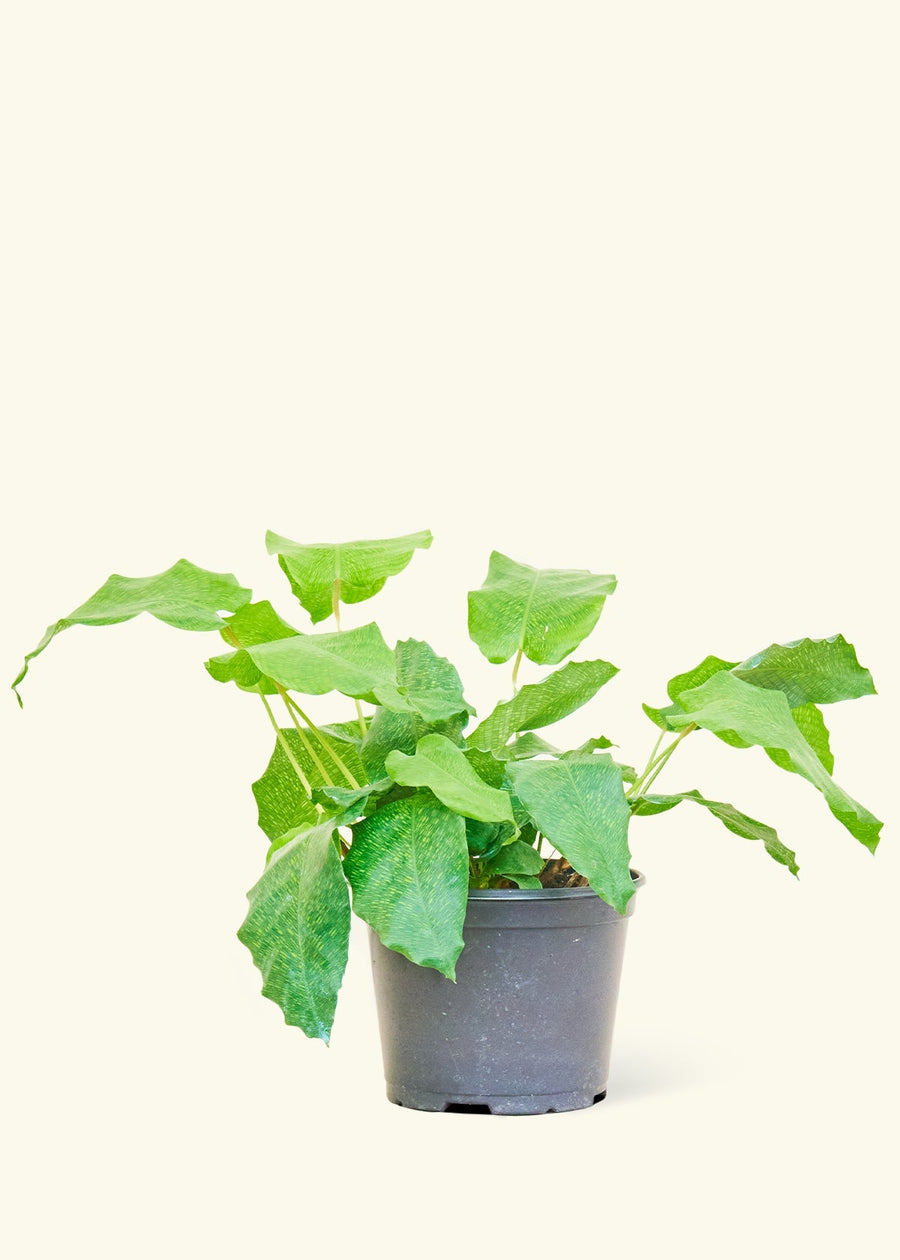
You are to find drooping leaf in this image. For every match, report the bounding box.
[266,529,433,624]
[205,600,302,693]
[13,559,252,704]
[631,789,798,875]
[252,729,365,841]
[766,702,834,776]
[467,658,618,753]
[506,757,634,913]
[344,793,468,978]
[386,734,514,823]
[238,820,350,1042]
[467,551,617,666]
[643,655,746,743]
[671,672,882,852]
[732,635,876,707]
[246,623,412,712]
[395,638,473,724]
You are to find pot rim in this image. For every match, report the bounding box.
[467,868,645,901]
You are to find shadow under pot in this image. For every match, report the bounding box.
[367,871,645,1115]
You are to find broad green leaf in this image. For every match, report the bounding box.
[631,789,798,875]
[344,793,468,978]
[252,730,365,841]
[205,600,301,693]
[238,820,350,1042]
[360,705,468,781]
[266,529,433,624]
[733,635,876,706]
[506,757,634,913]
[395,638,473,723]
[468,658,618,753]
[766,702,834,776]
[386,734,514,822]
[13,559,252,704]
[672,672,882,852]
[482,839,545,881]
[505,875,543,889]
[468,551,617,666]
[246,623,412,712]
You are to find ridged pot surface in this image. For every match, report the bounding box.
[368,873,645,1115]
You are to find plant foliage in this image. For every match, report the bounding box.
[14,533,882,1042]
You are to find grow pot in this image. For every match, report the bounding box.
[368,870,645,1115]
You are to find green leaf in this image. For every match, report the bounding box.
[463,747,507,788]
[386,734,514,822]
[506,757,634,913]
[395,638,473,723]
[238,820,350,1042]
[671,672,882,852]
[359,706,468,781]
[562,749,637,784]
[643,655,746,743]
[205,600,301,693]
[467,658,618,754]
[766,702,834,776]
[344,793,468,978]
[467,551,617,666]
[631,789,798,875]
[252,730,365,841]
[266,529,433,624]
[13,559,252,704]
[313,779,393,815]
[246,623,412,712]
[465,817,518,859]
[733,635,876,706]
[482,839,545,881]
[495,733,561,761]
[564,736,615,755]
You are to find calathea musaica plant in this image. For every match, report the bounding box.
[13,531,882,1042]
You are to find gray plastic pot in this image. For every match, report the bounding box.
[368,871,645,1115]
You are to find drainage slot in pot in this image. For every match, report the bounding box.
[593,1091,607,1105]
[443,1102,492,1114]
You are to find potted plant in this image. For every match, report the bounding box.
[12,531,883,1114]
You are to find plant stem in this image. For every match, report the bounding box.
[258,692,319,805]
[628,724,697,799]
[511,647,523,695]
[275,686,332,782]
[333,578,368,738]
[282,691,361,789]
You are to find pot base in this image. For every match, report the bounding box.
[387,1086,608,1116]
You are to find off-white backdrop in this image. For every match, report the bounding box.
[2,4,897,1258]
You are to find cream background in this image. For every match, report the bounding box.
[1,3,897,1257]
